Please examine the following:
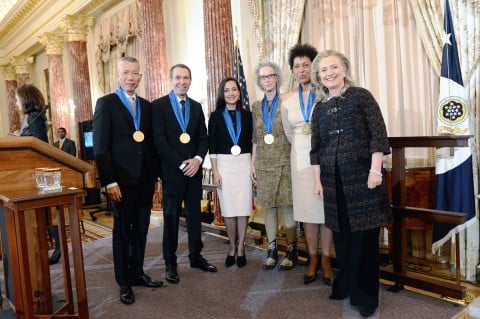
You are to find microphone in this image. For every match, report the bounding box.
[26,105,50,129]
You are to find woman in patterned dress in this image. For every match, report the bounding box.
[251,62,298,271]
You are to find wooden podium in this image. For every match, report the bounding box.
[382,136,470,300]
[0,137,95,318]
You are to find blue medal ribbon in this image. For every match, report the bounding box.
[261,93,279,134]
[115,87,141,130]
[298,85,315,123]
[168,90,190,132]
[222,107,242,146]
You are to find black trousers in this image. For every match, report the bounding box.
[162,176,203,267]
[332,162,380,308]
[112,178,155,287]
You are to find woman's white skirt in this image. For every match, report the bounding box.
[216,153,253,217]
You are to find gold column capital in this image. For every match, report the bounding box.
[10,56,33,74]
[61,15,95,42]
[0,64,16,81]
[39,32,66,55]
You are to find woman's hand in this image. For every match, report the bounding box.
[251,166,257,185]
[313,181,323,199]
[213,170,222,189]
[367,171,383,189]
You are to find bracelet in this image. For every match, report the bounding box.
[369,169,383,177]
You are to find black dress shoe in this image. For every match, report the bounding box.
[329,293,347,300]
[225,255,235,268]
[236,255,247,268]
[304,273,317,285]
[359,306,376,318]
[120,286,134,305]
[49,249,61,265]
[133,274,163,288]
[190,257,217,272]
[165,266,179,284]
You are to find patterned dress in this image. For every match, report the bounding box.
[251,98,292,208]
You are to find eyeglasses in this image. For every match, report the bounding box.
[259,73,276,81]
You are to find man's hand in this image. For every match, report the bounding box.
[182,158,201,177]
[107,185,122,202]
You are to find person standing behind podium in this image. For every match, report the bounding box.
[14,84,48,142]
[14,84,64,267]
[208,77,253,268]
[93,56,163,306]
[152,64,217,285]
[54,127,76,156]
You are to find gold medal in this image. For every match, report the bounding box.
[264,134,274,145]
[133,130,145,142]
[231,145,241,155]
[179,132,191,144]
[301,122,311,135]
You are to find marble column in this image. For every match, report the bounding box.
[10,56,32,131]
[203,0,234,114]
[138,0,170,211]
[62,15,94,128]
[1,64,19,134]
[138,0,169,101]
[39,32,69,133]
[11,56,30,87]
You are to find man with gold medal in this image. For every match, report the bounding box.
[93,56,163,305]
[152,64,216,286]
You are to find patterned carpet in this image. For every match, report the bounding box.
[81,219,112,242]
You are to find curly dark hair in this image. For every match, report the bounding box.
[288,44,318,70]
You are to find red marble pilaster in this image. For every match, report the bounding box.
[48,54,69,131]
[203,0,234,114]
[68,41,93,124]
[138,0,169,101]
[39,32,69,133]
[6,80,19,133]
[16,73,29,87]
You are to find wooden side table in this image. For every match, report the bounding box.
[0,187,88,319]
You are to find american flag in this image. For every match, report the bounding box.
[432,0,475,262]
[234,41,250,111]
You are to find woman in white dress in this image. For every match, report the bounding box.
[281,44,333,285]
[208,77,253,268]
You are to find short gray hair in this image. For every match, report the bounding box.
[254,61,282,91]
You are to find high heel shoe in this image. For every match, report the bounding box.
[303,254,318,284]
[321,254,333,286]
[236,254,247,268]
[225,255,236,268]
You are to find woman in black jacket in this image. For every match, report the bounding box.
[15,84,48,142]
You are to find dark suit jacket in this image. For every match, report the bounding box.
[93,93,159,187]
[151,95,208,182]
[54,138,76,156]
[20,111,48,143]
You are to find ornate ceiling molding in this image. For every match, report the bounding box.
[0,0,46,41]
[0,0,120,62]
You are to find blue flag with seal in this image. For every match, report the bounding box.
[432,0,476,258]
[234,40,250,111]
